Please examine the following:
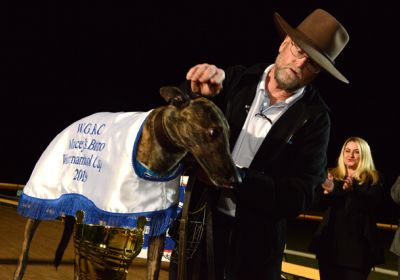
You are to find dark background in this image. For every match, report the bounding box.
[1,1,398,222]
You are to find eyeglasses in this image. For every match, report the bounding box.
[289,41,321,74]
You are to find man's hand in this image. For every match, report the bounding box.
[186,63,225,97]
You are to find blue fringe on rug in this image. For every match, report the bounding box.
[17,193,179,237]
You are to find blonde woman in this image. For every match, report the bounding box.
[309,136,384,280]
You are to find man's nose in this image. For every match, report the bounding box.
[295,56,309,69]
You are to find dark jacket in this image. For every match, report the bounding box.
[389,176,400,256]
[193,63,331,279]
[310,176,385,268]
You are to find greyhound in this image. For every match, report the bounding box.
[14,86,240,280]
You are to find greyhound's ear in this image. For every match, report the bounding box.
[160,86,191,107]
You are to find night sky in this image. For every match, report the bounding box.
[1,1,398,221]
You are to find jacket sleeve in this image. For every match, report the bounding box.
[391,176,400,205]
[350,177,384,215]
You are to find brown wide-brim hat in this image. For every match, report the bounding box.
[274,9,350,83]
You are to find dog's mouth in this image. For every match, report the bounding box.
[194,155,242,189]
[208,173,242,189]
[220,183,236,189]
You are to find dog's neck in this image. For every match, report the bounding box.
[136,107,187,175]
[153,109,183,154]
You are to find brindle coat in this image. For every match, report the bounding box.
[14,86,240,280]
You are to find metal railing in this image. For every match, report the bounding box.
[297,213,399,231]
[0,182,24,190]
[0,182,23,206]
[284,248,398,277]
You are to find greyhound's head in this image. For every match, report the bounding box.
[160,86,241,188]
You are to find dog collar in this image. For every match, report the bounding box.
[132,117,184,182]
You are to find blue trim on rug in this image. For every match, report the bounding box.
[17,193,178,236]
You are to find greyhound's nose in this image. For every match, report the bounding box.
[230,167,243,188]
[222,172,242,189]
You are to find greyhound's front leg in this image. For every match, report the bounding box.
[146,233,166,280]
[14,218,41,280]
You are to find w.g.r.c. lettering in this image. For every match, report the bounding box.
[77,123,106,135]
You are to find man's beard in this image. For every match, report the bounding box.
[274,66,303,92]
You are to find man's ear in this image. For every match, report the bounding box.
[159,86,190,107]
[279,35,290,53]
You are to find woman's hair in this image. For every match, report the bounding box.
[330,136,380,185]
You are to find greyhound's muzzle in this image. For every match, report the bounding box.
[215,168,242,189]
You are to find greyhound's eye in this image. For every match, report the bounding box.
[208,127,220,139]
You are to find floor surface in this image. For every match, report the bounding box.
[0,204,169,280]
